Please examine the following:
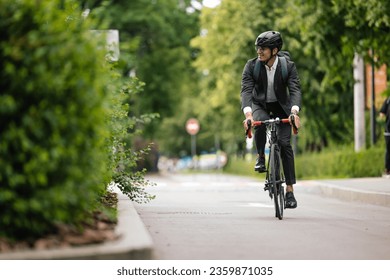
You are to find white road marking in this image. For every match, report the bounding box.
[245,202,273,208]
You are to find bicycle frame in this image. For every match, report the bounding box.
[246,117,290,219]
[264,120,285,189]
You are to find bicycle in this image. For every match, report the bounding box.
[246,116,297,220]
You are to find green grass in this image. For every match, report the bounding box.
[224,143,386,179]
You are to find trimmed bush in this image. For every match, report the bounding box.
[0,0,111,239]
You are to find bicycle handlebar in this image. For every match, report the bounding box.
[245,117,298,138]
[252,118,291,126]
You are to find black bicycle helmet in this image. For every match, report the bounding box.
[255,31,283,51]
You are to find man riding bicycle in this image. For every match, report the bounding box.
[240,31,302,208]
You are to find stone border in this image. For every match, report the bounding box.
[0,194,154,260]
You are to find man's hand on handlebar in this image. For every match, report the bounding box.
[243,112,254,131]
[243,112,253,138]
[289,111,300,134]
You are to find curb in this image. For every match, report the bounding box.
[301,180,390,207]
[0,193,154,260]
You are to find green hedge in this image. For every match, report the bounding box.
[294,144,384,179]
[0,0,111,239]
[224,143,385,179]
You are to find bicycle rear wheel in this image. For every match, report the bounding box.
[269,144,284,220]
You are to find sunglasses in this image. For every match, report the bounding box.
[255,46,269,52]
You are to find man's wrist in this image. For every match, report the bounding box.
[291,105,300,115]
[243,106,252,116]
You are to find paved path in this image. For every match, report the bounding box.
[135,173,390,260]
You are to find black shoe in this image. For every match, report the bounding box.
[285,192,297,209]
[254,156,266,173]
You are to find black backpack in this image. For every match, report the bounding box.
[253,51,290,84]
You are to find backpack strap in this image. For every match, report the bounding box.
[253,56,288,84]
[253,58,261,82]
[279,56,288,84]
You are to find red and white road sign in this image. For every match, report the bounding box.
[186,118,200,135]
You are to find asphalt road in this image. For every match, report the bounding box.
[134,173,390,260]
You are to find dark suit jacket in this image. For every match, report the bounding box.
[240,56,302,116]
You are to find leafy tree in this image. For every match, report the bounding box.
[331,0,390,64]
[82,0,200,122]
[81,0,202,157]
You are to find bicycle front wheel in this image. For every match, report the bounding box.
[269,144,284,220]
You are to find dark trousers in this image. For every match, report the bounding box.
[252,102,296,185]
[385,135,390,171]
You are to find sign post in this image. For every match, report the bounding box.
[186,118,200,158]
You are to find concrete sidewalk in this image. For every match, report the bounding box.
[0,175,388,260]
[299,176,390,207]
